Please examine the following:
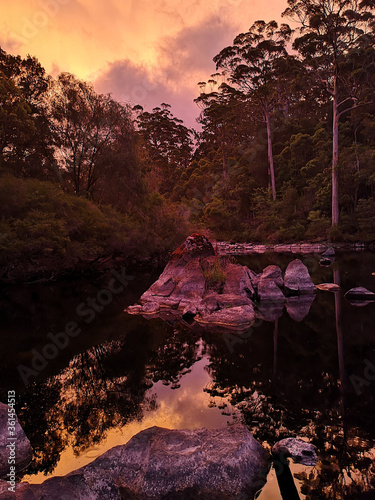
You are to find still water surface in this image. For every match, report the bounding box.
[1,252,374,499]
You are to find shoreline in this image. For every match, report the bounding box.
[215,241,375,255]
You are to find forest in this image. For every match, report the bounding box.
[1,0,375,280]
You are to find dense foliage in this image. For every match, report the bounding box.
[1,0,375,279]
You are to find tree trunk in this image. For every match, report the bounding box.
[265,102,276,201]
[332,77,339,226]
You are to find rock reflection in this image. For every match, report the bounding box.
[202,269,375,499]
[17,323,203,478]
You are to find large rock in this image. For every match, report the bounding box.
[260,265,284,288]
[127,234,261,330]
[222,264,256,298]
[13,425,270,500]
[272,437,317,466]
[126,236,317,330]
[0,403,32,480]
[258,278,285,303]
[284,259,316,295]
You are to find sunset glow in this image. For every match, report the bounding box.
[0,0,286,126]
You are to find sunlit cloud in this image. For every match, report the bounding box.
[0,0,287,127]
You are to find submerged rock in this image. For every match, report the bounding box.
[316,283,341,292]
[0,403,32,480]
[345,287,375,302]
[14,425,270,500]
[272,437,317,466]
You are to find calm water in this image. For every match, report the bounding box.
[1,252,375,499]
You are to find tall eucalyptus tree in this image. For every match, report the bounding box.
[213,20,293,201]
[283,0,375,226]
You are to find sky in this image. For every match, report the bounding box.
[0,0,287,128]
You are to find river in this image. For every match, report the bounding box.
[1,251,374,499]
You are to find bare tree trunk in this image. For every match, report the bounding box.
[265,102,276,201]
[332,77,340,226]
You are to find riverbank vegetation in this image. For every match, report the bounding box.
[1,0,375,280]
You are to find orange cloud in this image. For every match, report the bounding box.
[0,0,288,125]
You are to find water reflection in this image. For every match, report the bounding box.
[0,254,374,498]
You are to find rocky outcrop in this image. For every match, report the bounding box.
[272,437,317,466]
[12,425,270,500]
[127,235,317,329]
[0,403,32,480]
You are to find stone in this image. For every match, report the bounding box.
[153,277,176,297]
[13,425,270,500]
[316,283,340,292]
[284,259,316,295]
[258,278,285,302]
[170,233,215,262]
[260,265,284,288]
[247,268,261,289]
[272,437,317,466]
[182,304,197,317]
[0,403,32,480]
[128,236,316,330]
[345,287,375,301]
[222,263,256,298]
[196,304,256,331]
[126,304,142,314]
[142,302,160,314]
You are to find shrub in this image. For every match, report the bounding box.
[203,256,228,293]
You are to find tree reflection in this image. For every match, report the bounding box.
[16,320,202,477]
[18,337,156,476]
[202,281,375,498]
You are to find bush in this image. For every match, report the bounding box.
[203,256,228,293]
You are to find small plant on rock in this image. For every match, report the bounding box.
[203,256,227,293]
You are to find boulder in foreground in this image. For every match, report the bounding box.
[10,425,270,500]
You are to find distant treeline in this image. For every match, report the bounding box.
[1,1,375,278]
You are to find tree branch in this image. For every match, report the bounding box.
[337,101,371,119]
